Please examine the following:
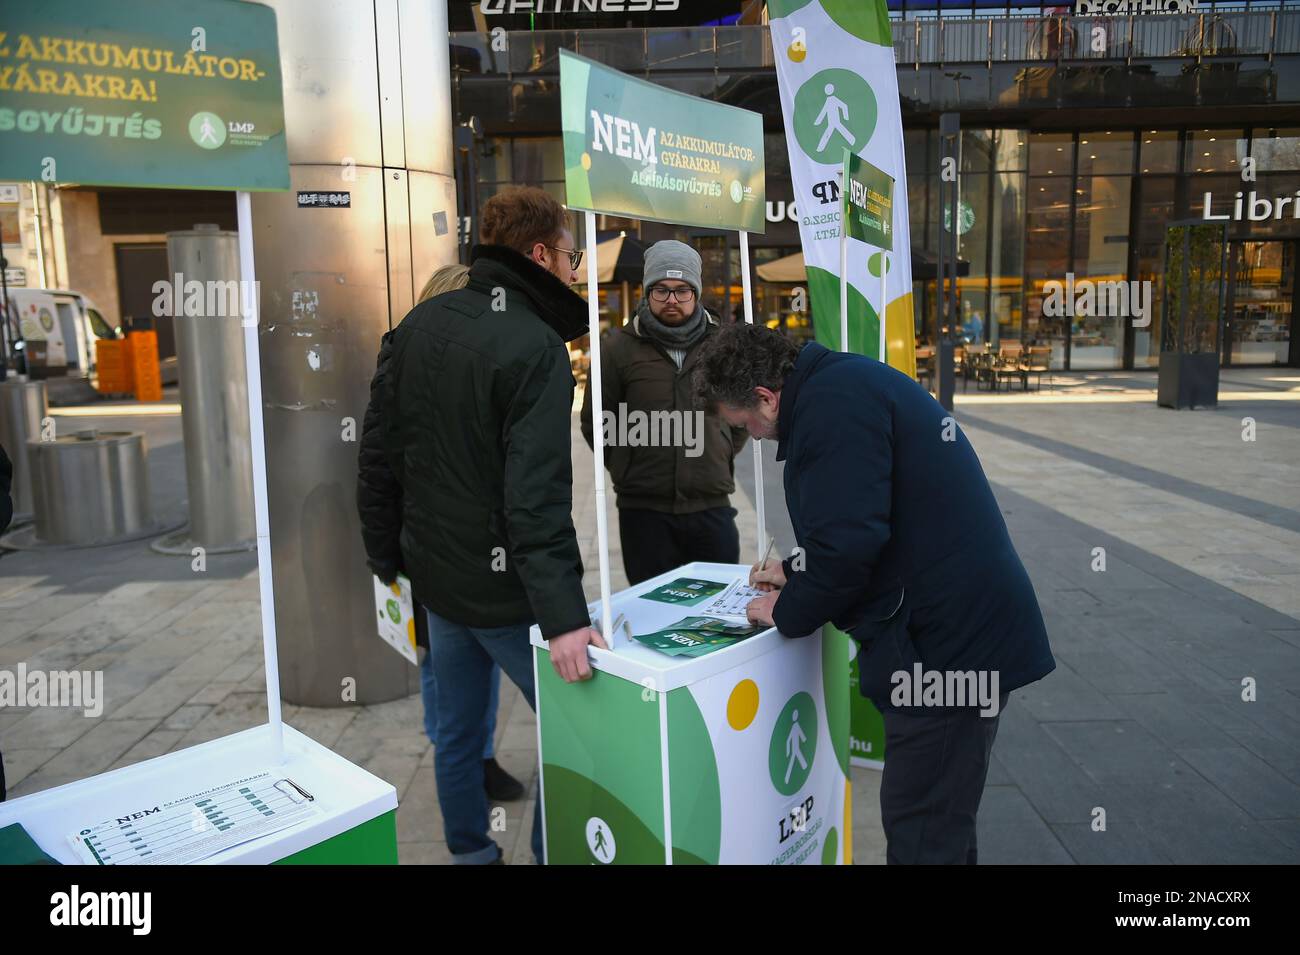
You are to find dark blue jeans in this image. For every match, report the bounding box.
[419,645,498,759]
[424,608,543,864]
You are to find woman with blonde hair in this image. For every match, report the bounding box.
[418,264,469,303]
[358,260,523,803]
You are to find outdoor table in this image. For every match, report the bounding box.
[532,561,850,865]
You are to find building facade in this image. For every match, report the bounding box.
[448,0,1300,369]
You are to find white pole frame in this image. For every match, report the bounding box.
[583,210,615,648]
[839,192,891,363]
[737,231,766,564]
[236,190,285,765]
[879,248,889,364]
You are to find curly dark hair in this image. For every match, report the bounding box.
[691,322,800,410]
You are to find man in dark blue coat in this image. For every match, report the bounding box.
[692,323,1055,864]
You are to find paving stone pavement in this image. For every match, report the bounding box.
[0,368,1296,864]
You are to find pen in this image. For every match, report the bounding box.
[759,535,775,571]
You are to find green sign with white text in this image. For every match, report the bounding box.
[0,0,289,191]
[842,149,894,250]
[560,49,764,233]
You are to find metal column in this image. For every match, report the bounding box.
[246,0,459,705]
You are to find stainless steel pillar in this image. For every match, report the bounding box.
[29,430,151,545]
[165,226,256,552]
[0,378,48,521]
[248,0,459,705]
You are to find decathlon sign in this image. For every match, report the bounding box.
[1074,0,1199,13]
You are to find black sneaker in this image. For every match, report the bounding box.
[484,757,525,801]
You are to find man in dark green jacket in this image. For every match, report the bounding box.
[580,240,749,584]
[357,186,604,865]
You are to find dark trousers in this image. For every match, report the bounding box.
[618,506,740,585]
[879,692,1009,864]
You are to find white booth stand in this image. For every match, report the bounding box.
[540,53,851,865]
[0,726,397,865]
[533,564,850,866]
[0,0,400,866]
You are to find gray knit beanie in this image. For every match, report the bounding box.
[642,240,702,297]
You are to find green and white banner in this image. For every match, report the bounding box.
[560,49,765,233]
[769,0,914,376]
[536,628,850,865]
[0,0,289,190]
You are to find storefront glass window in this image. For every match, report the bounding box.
[1139,130,1180,174]
[1025,175,1070,366]
[1076,131,1134,177]
[1133,177,1177,368]
[1028,131,1073,176]
[480,138,512,182]
[989,169,1027,348]
[1071,175,1132,369]
[993,128,1028,171]
[1185,129,1248,175]
[962,129,995,173]
[1251,127,1300,171]
[513,138,564,183]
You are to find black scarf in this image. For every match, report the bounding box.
[635,297,709,351]
[467,244,589,343]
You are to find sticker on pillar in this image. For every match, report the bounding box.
[769,691,817,795]
[586,817,616,864]
[297,192,352,208]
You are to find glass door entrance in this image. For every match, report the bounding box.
[1227,241,1297,366]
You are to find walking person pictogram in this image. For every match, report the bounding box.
[784,708,809,785]
[199,116,220,145]
[814,83,854,153]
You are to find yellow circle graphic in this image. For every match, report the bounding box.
[727,679,759,730]
[788,42,807,63]
[581,151,592,171]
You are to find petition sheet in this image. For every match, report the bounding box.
[70,771,318,865]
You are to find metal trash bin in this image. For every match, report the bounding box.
[28,430,152,546]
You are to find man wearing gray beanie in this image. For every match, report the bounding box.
[581,239,749,584]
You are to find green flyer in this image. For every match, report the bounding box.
[639,578,727,606]
[632,616,761,659]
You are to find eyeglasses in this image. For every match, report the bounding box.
[547,245,583,270]
[648,285,696,303]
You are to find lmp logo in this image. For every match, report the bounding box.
[793,69,876,164]
[768,691,817,796]
[585,816,616,863]
[188,111,225,149]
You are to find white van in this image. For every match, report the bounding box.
[2,288,120,378]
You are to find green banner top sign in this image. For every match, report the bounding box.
[561,50,765,234]
[842,149,894,251]
[0,0,289,191]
